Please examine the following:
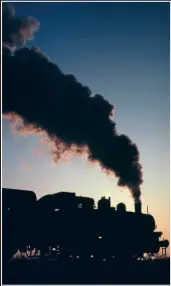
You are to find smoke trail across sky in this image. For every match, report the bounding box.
[2,3,143,202]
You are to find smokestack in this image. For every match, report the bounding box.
[135,201,142,214]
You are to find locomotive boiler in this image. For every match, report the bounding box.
[2,188,169,261]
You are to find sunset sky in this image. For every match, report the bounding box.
[2,2,170,248]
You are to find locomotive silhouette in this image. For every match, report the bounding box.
[2,188,169,262]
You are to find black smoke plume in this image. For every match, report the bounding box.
[2,3,39,49]
[2,4,143,202]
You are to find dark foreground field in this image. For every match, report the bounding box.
[3,258,170,284]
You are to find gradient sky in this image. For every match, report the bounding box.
[2,2,170,249]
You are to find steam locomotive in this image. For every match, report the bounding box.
[2,188,169,261]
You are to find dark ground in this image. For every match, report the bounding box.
[3,258,170,284]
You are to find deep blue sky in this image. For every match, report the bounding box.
[3,2,170,242]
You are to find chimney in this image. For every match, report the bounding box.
[135,201,141,214]
[108,197,111,207]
